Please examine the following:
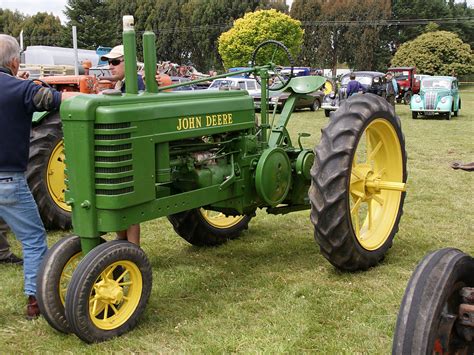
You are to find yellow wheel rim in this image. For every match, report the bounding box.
[47,140,70,212]
[350,119,406,251]
[59,252,82,305]
[200,208,245,229]
[89,261,142,330]
[323,80,334,95]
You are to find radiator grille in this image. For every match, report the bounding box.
[94,122,134,196]
[425,92,437,110]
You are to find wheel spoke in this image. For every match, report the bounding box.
[368,140,383,162]
[366,180,406,192]
[91,299,98,316]
[110,303,119,314]
[118,281,133,286]
[103,304,109,320]
[351,197,362,216]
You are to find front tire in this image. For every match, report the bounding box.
[168,208,252,246]
[392,248,474,355]
[27,112,71,230]
[411,111,418,119]
[310,94,407,271]
[65,241,152,343]
[310,99,320,111]
[36,235,105,333]
[324,109,331,118]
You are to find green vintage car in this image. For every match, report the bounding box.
[410,76,461,120]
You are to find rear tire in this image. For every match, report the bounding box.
[310,94,407,270]
[168,208,252,246]
[27,112,71,230]
[392,248,474,355]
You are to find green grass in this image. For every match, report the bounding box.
[1,89,473,352]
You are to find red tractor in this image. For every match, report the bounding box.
[388,66,420,104]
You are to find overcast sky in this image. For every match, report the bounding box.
[0,0,472,24]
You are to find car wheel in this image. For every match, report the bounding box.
[310,99,320,111]
[411,112,418,119]
[324,109,330,118]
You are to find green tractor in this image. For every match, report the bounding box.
[36,16,407,343]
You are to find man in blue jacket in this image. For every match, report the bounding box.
[0,34,77,319]
[346,73,364,97]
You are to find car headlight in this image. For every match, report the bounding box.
[271,97,278,103]
[440,97,447,104]
[415,96,421,103]
[329,91,336,99]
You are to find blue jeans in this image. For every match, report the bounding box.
[0,172,47,296]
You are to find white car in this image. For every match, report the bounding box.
[207,77,261,96]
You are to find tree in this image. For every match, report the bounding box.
[290,0,323,67]
[21,13,64,47]
[218,9,303,69]
[63,0,116,49]
[391,31,473,76]
[0,9,25,38]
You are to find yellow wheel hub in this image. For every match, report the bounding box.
[200,208,245,229]
[47,140,70,212]
[89,261,142,330]
[350,119,406,250]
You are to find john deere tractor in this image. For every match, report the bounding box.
[36,16,407,343]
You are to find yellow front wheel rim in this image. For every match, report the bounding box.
[89,261,142,330]
[47,140,70,212]
[59,252,82,305]
[350,119,405,250]
[200,209,245,229]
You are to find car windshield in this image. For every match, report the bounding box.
[341,75,373,86]
[209,79,260,90]
[393,71,410,80]
[422,79,451,89]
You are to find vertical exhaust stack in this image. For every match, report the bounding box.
[122,15,138,94]
[143,32,158,93]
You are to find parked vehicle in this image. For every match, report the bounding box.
[207,77,261,96]
[322,71,385,117]
[410,76,461,120]
[389,67,421,104]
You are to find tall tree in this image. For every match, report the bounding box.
[290,0,323,67]
[391,30,473,76]
[63,0,116,49]
[21,13,64,47]
[0,9,25,38]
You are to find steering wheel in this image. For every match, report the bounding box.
[251,40,294,91]
[32,78,53,89]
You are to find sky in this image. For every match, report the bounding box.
[0,0,472,24]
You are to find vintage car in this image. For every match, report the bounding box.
[410,76,461,120]
[321,71,385,117]
[388,66,421,104]
[207,77,261,96]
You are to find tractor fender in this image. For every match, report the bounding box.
[32,110,56,125]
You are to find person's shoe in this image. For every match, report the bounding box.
[0,253,23,265]
[26,295,40,320]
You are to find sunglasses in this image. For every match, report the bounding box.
[108,59,124,66]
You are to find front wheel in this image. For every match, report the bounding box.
[168,208,252,246]
[411,111,418,119]
[65,241,152,343]
[324,109,331,118]
[310,94,407,271]
[403,91,412,105]
[392,248,474,355]
[310,99,320,111]
[36,235,106,333]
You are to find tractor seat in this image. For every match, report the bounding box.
[283,75,326,94]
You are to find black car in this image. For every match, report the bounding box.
[322,71,386,117]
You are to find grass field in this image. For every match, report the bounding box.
[0,88,472,353]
